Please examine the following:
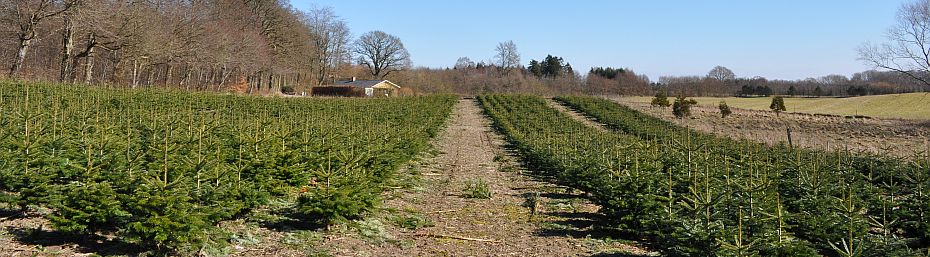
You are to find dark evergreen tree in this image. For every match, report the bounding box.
[542,55,564,77]
[528,60,542,77]
[847,85,869,96]
[590,67,625,79]
[756,86,773,96]
[740,85,754,96]
[672,95,697,118]
[651,90,671,107]
[719,101,732,118]
[770,96,786,116]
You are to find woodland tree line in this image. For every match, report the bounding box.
[383,59,928,97]
[2,0,928,97]
[0,0,407,94]
[654,67,928,97]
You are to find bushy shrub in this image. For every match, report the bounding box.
[770,96,786,115]
[719,101,732,118]
[651,90,671,107]
[672,95,697,118]
[280,85,296,95]
[47,181,129,234]
[296,183,379,224]
[122,185,212,251]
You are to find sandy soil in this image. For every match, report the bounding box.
[611,98,930,158]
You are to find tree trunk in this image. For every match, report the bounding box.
[221,64,232,86]
[147,66,155,86]
[83,51,95,84]
[296,73,301,92]
[83,34,97,84]
[317,58,327,86]
[266,73,271,91]
[131,59,140,88]
[60,15,75,82]
[9,37,33,79]
[100,62,109,85]
[165,64,173,87]
[110,52,124,85]
[183,67,192,90]
[251,72,259,94]
[197,67,204,90]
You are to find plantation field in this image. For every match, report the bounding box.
[482,94,930,256]
[622,92,930,119]
[5,81,929,256]
[0,82,455,255]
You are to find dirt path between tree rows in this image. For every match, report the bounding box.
[320,99,651,256]
[546,99,609,132]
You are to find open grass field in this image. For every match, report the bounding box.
[622,92,930,120]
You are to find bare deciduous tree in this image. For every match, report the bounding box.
[455,56,475,69]
[859,0,930,87]
[354,30,410,79]
[303,6,350,85]
[0,0,323,92]
[819,74,849,85]
[1,0,76,78]
[707,65,735,81]
[494,40,520,70]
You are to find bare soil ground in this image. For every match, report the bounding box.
[0,211,81,257]
[0,207,138,256]
[611,98,930,158]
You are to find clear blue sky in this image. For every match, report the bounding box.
[291,0,908,80]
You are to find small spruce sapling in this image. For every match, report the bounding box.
[719,101,732,118]
[651,90,671,107]
[770,96,786,116]
[672,95,697,118]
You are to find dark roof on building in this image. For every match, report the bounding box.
[337,80,384,89]
[319,80,400,89]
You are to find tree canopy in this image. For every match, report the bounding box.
[527,55,573,78]
[354,30,411,79]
